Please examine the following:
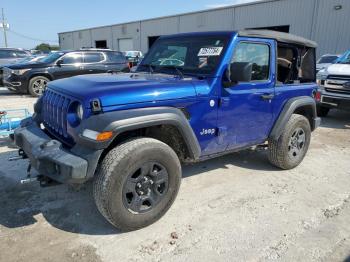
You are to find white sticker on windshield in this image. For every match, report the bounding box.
[198,47,223,57]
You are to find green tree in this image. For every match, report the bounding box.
[34,43,60,52]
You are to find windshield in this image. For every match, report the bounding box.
[40,52,65,63]
[337,51,350,64]
[137,35,229,76]
[317,55,338,64]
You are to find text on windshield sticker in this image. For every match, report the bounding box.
[198,47,223,57]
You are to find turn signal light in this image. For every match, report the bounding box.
[82,129,113,141]
[96,131,113,141]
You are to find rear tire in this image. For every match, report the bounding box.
[317,106,330,117]
[28,76,49,97]
[93,137,181,231]
[268,114,311,170]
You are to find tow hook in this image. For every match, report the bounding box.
[8,149,27,161]
[20,164,38,184]
[19,164,60,187]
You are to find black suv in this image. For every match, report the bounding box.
[3,49,129,96]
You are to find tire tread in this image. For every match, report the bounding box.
[93,137,181,230]
[268,114,311,170]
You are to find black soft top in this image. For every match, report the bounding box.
[238,30,317,48]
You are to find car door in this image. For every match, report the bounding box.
[52,52,84,79]
[82,52,106,74]
[218,39,276,149]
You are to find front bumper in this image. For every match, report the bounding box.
[3,74,28,93]
[318,88,350,110]
[14,118,99,184]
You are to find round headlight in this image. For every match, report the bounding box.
[77,104,84,120]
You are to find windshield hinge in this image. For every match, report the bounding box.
[91,99,102,113]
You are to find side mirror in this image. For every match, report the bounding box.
[224,62,252,87]
[56,59,63,67]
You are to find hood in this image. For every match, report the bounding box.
[48,73,198,107]
[323,63,350,75]
[6,61,49,69]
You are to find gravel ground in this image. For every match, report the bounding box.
[0,87,350,262]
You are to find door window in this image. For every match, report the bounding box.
[109,52,127,63]
[0,50,29,58]
[231,42,270,81]
[0,50,15,58]
[84,52,104,63]
[61,53,83,64]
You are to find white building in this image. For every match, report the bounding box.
[58,0,350,57]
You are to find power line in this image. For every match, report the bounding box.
[7,29,58,44]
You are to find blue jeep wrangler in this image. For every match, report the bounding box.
[14,30,320,230]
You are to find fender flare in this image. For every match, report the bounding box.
[29,72,54,81]
[269,96,319,140]
[76,107,201,160]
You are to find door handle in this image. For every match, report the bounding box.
[260,93,274,100]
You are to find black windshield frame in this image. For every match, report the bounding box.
[137,35,230,76]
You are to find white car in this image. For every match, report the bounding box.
[316,54,340,73]
[316,50,350,116]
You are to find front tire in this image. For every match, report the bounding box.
[93,137,181,231]
[28,76,49,97]
[268,114,311,170]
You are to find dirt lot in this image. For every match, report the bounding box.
[0,87,350,262]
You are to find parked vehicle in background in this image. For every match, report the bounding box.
[30,50,46,55]
[0,48,31,66]
[0,55,46,86]
[2,50,129,96]
[316,49,350,116]
[316,54,340,73]
[124,50,143,67]
[14,30,320,231]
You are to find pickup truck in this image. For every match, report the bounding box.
[316,49,350,116]
[14,30,321,231]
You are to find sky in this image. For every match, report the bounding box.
[0,0,260,49]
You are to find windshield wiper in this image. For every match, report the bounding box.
[158,65,184,79]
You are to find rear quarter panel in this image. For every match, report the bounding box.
[273,83,318,125]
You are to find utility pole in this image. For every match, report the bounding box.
[1,8,8,47]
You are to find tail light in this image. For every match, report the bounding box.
[313,90,321,102]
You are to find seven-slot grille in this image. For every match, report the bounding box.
[42,89,71,140]
[325,75,350,95]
